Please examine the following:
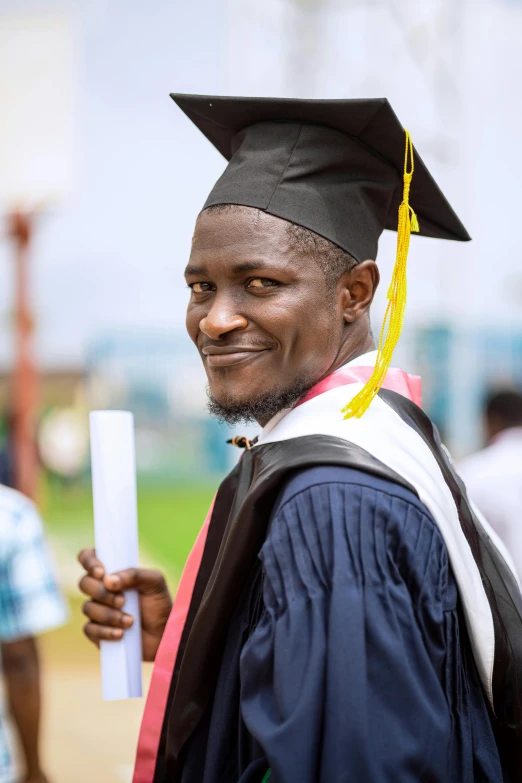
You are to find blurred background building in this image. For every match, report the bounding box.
[0,0,521,780]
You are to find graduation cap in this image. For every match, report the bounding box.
[171,94,470,417]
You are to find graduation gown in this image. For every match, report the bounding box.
[132,359,522,783]
[180,466,505,782]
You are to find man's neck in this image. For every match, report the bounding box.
[333,334,376,374]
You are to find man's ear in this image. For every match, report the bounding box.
[339,260,379,323]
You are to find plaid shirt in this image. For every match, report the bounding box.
[0,485,67,783]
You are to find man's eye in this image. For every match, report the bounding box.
[190,282,214,294]
[247,278,279,289]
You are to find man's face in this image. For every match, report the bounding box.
[185,207,346,423]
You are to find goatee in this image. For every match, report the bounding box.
[206,377,316,426]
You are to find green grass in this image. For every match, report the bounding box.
[137,483,218,576]
[45,479,218,578]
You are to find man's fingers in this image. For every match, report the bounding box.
[82,600,134,629]
[78,575,125,607]
[83,621,123,644]
[78,548,105,579]
[104,568,167,595]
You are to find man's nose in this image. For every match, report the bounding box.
[199,298,248,340]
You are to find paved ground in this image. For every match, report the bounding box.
[41,660,151,783]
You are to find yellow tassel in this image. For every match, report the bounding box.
[410,208,419,234]
[341,129,419,419]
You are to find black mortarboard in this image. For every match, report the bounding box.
[170,93,470,263]
[171,93,470,418]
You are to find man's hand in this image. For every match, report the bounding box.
[25,773,50,783]
[78,549,172,662]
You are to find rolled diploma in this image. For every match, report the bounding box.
[90,410,143,700]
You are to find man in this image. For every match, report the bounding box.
[79,96,522,782]
[0,484,67,783]
[459,389,522,580]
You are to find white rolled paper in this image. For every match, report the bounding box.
[90,410,143,700]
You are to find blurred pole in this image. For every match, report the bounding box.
[7,210,40,501]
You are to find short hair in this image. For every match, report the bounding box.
[202,204,358,287]
[484,389,522,430]
[285,221,358,288]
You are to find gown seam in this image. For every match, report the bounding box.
[274,478,437,533]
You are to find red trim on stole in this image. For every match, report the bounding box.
[132,365,421,781]
[132,500,214,783]
[296,365,422,408]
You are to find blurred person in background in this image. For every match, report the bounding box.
[0,412,15,489]
[459,389,522,581]
[79,96,522,782]
[0,484,67,783]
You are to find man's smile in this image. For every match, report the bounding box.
[202,344,270,368]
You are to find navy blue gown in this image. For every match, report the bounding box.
[180,466,506,782]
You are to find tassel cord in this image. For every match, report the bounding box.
[341,129,419,419]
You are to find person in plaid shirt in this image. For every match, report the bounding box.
[0,485,67,783]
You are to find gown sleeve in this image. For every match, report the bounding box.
[239,477,453,783]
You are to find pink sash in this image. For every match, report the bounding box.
[132,364,421,781]
[132,502,214,783]
[296,364,421,408]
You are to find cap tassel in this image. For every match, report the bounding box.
[341,129,419,419]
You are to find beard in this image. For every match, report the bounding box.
[206,375,317,426]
